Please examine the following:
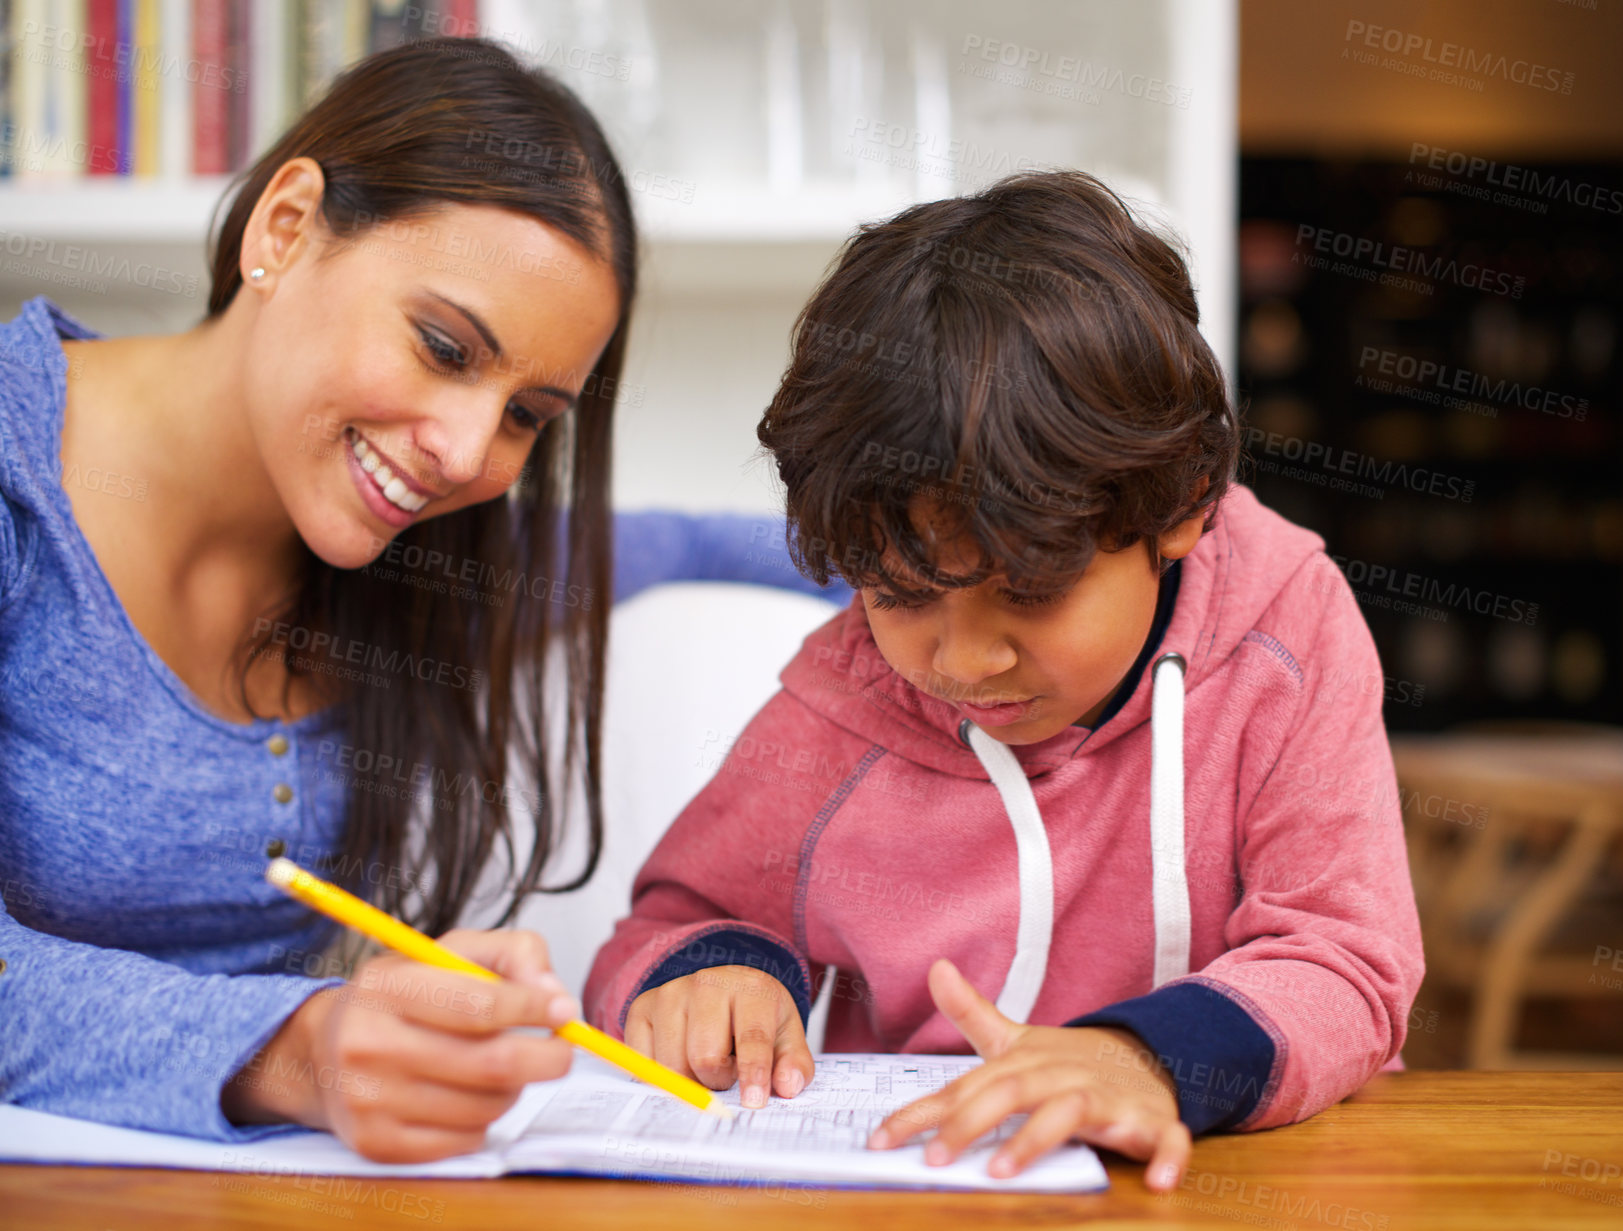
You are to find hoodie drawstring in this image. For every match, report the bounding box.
[961,650,1191,1022]
[1149,652,1191,988]
[961,720,1052,1023]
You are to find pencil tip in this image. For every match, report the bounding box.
[709,1099,735,1120]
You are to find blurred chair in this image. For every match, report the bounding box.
[508,582,844,1044]
[1392,726,1623,1070]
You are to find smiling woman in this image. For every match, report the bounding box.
[0,37,839,1166]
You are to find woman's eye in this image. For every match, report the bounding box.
[418,327,468,369]
[507,402,543,431]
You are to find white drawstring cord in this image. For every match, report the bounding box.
[1150,652,1191,987]
[961,719,1053,1024]
[959,651,1191,1023]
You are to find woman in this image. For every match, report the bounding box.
[0,37,840,1162]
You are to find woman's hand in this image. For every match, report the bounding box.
[625,965,815,1109]
[223,928,579,1162]
[868,958,1192,1189]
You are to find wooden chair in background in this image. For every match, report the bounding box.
[1391,727,1623,1070]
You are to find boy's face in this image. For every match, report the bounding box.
[860,502,1205,746]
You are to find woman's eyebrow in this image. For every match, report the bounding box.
[426,291,580,407]
[427,291,503,358]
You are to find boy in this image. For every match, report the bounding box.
[585,171,1423,1188]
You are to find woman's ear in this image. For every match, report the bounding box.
[1156,475,1212,562]
[239,156,328,291]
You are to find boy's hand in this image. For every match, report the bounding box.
[625,965,815,1109]
[867,958,1191,1189]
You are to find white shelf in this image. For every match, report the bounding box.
[0,179,913,247]
[0,178,238,242]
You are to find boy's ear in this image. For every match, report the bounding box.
[1156,476,1212,562]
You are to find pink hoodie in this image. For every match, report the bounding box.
[586,485,1425,1132]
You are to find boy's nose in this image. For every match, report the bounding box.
[931,630,1018,692]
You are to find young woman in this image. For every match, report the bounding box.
[0,37,839,1162]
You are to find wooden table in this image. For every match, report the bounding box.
[3,1073,1621,1229]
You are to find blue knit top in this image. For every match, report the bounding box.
[0,296,846,1141]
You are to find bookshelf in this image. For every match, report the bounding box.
[2,0,1234,512]
[0,176,917,245]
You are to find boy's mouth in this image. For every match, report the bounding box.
[951,694,1040,727]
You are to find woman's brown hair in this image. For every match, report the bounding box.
[758,170,1237,600]
[209,37,636,935]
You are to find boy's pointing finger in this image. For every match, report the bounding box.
[927,958,1019,1059]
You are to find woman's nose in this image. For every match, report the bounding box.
[412,396,506,486]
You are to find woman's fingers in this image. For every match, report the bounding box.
[362,1076,528,1133]
[308,928,591,1164]
[409,1029,576,1096]
[327,1008,573,1097]
[346,955,576,1038]
[435,927,552,986]
[437,927,579,1025]
[338,1119,494,1166]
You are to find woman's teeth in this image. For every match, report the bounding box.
[349,434,428,513]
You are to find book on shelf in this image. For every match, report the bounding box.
[0,0,13,176]
[2,0,476,183]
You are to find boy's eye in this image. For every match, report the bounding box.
[869,590,927,611]
[418,326,469,369]
[1002,589,1065,608]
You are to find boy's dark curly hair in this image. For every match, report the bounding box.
[757,170,1239,600]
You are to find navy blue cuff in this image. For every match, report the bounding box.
[1067,982,1275,1134]
[627,927,813,1029]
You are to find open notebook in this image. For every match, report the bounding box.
[0,1052,1109,1193]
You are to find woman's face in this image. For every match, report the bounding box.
[241,193,622,569]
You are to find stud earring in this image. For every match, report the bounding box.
[248,267,266,281]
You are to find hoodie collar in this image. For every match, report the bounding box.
[779,485,1323,780]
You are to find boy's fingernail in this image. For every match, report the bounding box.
[530,972,564,996]
[1155,1164,1179,1189]
[548,994,579,1022]
[744,1085,767,1108]
[989,1153,1014,1178]
[925,1141,949,1165]
[868,1128,889,1149]
[788,1069,806,1096]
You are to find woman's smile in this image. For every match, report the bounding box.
[343,426,434,525]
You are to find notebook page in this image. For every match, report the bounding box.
[495,1053,1109,1193]
[0,1100,503,1179]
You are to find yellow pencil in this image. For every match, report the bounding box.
[264,857,732,1119]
